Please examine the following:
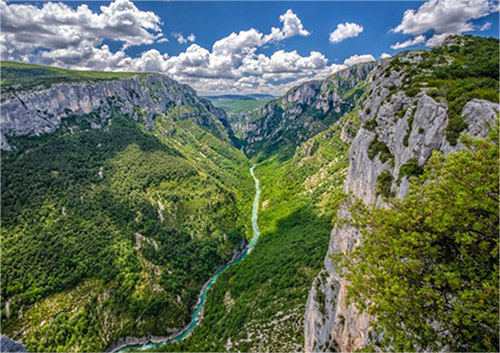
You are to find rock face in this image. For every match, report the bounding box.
[1,74,233,150]
[242,62,377,156]
[304,56,499,352]
[0,335,27,352]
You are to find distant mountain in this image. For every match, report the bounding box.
[204,93,276,101]
[239,62,376,159]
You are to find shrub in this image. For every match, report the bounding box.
[363,118,378,132]
[343,127,499,352]
[399,158,424,179]
[376,170,394,198]
[405,86,420,97]
[368,136,393,163]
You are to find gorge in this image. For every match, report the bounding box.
[1,35,499,353]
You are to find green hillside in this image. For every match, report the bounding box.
[0,61,147,92]
[1,92,253,352]
[155,110,359,352]
[210,99,271,114]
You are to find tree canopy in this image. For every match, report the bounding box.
[340,125,499,352]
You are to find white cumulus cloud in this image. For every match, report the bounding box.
[390,35,426,49]
[264,9,310,42]
[329,22,364,44]
[390,0,496,50]
[393,0,495,35]
[173,32,196,44]
[343,54,375,66]
[0,0,162,56]
[479,22,492,30]
[380,53,392,59]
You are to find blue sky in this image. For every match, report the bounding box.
[1,0,499,94]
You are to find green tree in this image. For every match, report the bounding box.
[340,127,499,351]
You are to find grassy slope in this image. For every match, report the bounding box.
[210,99,270,114]
[155,110,359,352]
[0,61,147,92]
[1,106,253,351]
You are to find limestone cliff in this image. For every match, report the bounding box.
[304,50,498,352]
[1,73,233,150]
[242,62,377,157]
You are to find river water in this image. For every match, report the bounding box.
[116,165,261,352]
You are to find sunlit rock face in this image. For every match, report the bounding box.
[304,54,499,352]
[241,62,377,156]
[1,74,233,150]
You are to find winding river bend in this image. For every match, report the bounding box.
[115,166,261,352]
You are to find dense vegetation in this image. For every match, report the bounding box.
[153,110,358,352]
[339,126,499,351]
[1,105,253,351]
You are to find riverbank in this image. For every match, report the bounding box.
[107,166,261,352]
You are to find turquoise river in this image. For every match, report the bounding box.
[115,166,261,352]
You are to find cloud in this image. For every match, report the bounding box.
[329,22,364,44]
[393,0,496,35]
[343,54,375,66]
[0,0,162,55]
[479,22,492,30]
[390,0,497,51]
[380,53,392,59]
[390,35,426,49]
[173,32,196,44]
[242,50,328,75]
[212,29,264,56]
[425,33,452,47]
[0,3,351,95]
[264,9,310,42]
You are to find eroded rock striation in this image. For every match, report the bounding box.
[1,74,233,150]
[304,54,499,352]
[242,62,377,156]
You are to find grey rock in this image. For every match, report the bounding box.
[0,335,27,352]
[305,58,499,352]
[242,62,378,155]
[1,74,232,150]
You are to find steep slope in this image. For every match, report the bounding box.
[305,35,499,352]
[0,63,253,352]
[1,63,235,150]
[241,62,376,158]
[206,97,271,141]
[153,108,360,352]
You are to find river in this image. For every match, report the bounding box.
[114,165,261,352]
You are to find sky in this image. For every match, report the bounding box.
[1,0,499,95]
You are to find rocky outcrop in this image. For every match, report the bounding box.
[242,62,377,156]
[0,74,233,150]
[305,55,499,352]
[0,335,27,352]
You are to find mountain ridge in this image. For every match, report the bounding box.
[1,35,498,353]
